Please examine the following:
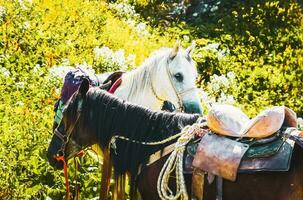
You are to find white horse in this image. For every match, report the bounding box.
[94,41,203,199]
[98,41,203,114]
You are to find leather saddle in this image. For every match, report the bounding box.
[143,105,302,200]
[207,104,298,138]
[188,105,299,180]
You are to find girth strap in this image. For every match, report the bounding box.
[191,168,204,200]
[216,176,223,200]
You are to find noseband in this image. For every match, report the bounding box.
[151,59,196,112]
[54,111,82,157]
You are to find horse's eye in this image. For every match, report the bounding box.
[174,73,183,82]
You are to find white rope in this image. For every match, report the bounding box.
[157,124,201,200]
[109,132,184,154]
[108,121,206,200]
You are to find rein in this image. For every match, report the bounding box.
[54,112,85,200]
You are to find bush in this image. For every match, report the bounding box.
[0,0,302,199]
[0,0,173,198]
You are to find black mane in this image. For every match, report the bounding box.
[80,88,200,177]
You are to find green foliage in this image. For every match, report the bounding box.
[192,0,303,116]
[0,0,303,199]
[0,0,172,199]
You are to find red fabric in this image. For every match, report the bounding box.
[54,155,70,200]
[108,78,122,94]
[54,150,85,200]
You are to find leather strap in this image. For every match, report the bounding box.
[54,155,70,200]
[191,168,205,200]
[108,78,122,94]
[216,176,223,200]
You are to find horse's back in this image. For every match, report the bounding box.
[138,145,303,200]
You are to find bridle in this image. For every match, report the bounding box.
[54,111,82,158]
[53,110,84,200]
[151,59,197,112]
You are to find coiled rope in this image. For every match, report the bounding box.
[109,122,206,200]
[157,123,201,200]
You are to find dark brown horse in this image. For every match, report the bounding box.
[47,79,200,198]
[48,79,303,200]
[137,144,303,200]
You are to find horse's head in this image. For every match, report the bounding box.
[152,41,203,114]
[47,79,93,169]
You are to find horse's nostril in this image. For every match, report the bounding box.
[55,150,65,157]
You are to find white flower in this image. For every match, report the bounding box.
[210,82,220,92]
[15,101,24,106]
[126,54,136,64]
[0,6,6,21]
[114,49,125,66]
[218,75,229,87]
[0,67,10,77]
[205,43,219,51]
[225,95,235,104]
[183,35,190,42]
[46,196,53,200]
[227,72,235,80]
[193,12,198,17]
[18,0,28,9]
[109,2,136,18]
[49,65,74,79]
[298,117,303,130]
[76,62,95,75]
[16,81,26,88]
[126,19,136,27]
[136,22,149,36]
[210,5,219,12]
[23,21,30,30]
[33,64,41,73]
[93,46,113,60]
[203,43,229,60]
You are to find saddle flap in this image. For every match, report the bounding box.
[240,106,285,138]
[192,133,249,181]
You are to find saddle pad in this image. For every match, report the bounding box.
[192,133,249,181]
[244,138,284,158]
[239,140,294,172]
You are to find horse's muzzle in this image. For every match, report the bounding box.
[47,135,65,170]
[183,101,203,114]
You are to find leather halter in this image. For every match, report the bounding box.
[150,59,196,112]
[54,111,82,157]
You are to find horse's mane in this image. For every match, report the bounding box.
[124,48,171,100]
[82,87,199,176]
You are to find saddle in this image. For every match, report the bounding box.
[188,105,302,200]
[207,104,298,138]
[144,105,302,200]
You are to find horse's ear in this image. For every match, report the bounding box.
[79,78,90,97]
[169,41,181,60]
[186,41,196,56]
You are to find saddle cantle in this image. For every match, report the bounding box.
[207,104,298,138]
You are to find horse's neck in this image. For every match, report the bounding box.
[114,68,163,110]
